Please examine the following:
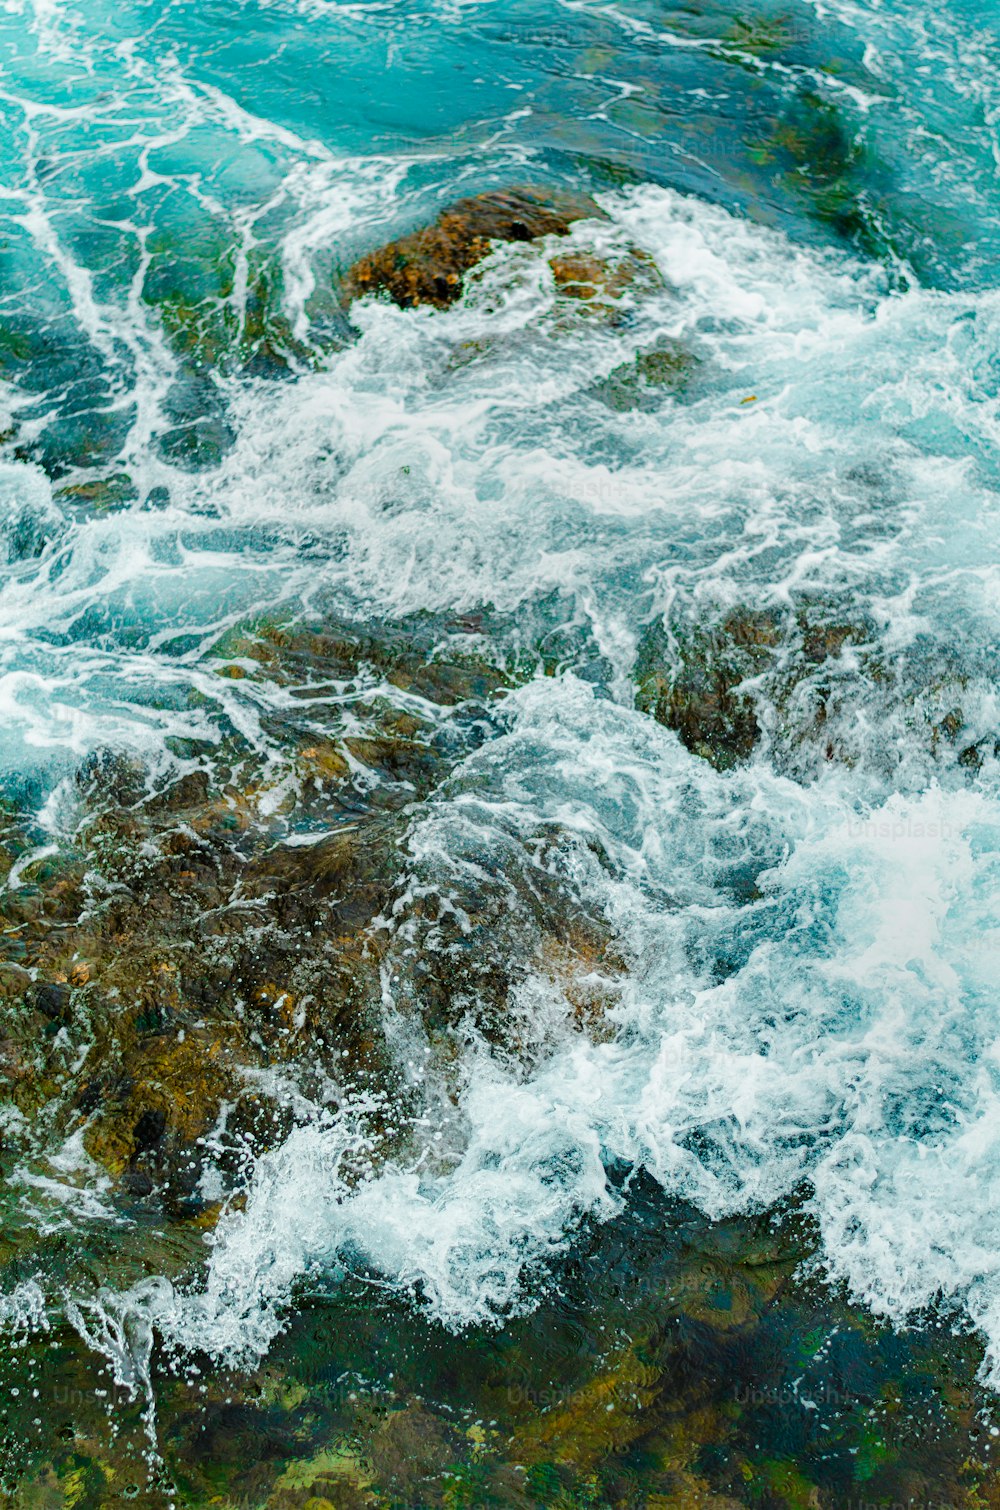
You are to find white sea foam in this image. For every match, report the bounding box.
[0,1279,49,1340]
[72,674,1000,1391]
[5,0,1000,1398]
[3,168,997,773]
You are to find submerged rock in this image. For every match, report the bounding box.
[548,244,663,311]
[635,599,1000,777]
[591,336,699,411]
[142,238,318,376]
[16,1189,990,1510]
[4,592,1000,1504]
[636,607,789,769]
[341,186,604,309]
[0,462,64,564]
[0,607,593,1227]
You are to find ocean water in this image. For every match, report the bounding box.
[4,0,1000,1501]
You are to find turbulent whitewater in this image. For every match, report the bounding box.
[3,0,1000,1502]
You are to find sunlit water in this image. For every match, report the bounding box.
[3,0,1000,1498]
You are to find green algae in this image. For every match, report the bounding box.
[141,225,309,376]
[4,1191,998,1508]
[722,13,799,57]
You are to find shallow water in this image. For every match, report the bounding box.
[3,0,1000,1503]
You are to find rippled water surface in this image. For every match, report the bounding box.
[3,0,1000,1504]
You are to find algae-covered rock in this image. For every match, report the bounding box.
[636,599,1000,778]
[744,87,917,276]
[549,244,663,310]
[0,797,403,1219]
[0,608,529,1226]
[723,13,801,56]
[341,186,604,310]
[4,1188,999,1509]
[370,801,626,1079]
[142,235,315,377]
[8,603,1000,1509]
[54,472,138,514]
[364,1402,462,1504]
[635,607,788,769]
[591,337,699,411]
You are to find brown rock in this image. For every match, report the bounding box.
[342,186,604,309]
[366,1403,460,1500]
[549,250,617,300]
[635,606,877,771]
[549,246,661,305]
[0,962,31,1001]
[636,610,782,770]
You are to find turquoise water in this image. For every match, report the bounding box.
[4,0,1000,1502]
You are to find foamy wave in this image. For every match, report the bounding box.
[61,677,1000,1392]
